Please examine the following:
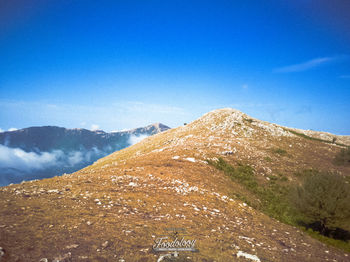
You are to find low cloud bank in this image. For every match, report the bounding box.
[128,134,149,145]
[0,145,108,186]
[0,145,106,171]
[0,134,151,186]
[0,145,58,170]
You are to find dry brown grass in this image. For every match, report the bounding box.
[1,108,349,261]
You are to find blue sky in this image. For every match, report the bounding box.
[0,0,349,134]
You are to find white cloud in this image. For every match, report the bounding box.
[0,128,3,133]
[0,145,106,172]
[66,151,84,166]
[91,124,100,131]
[274,55,348,73]
[8,127,18,131]
[111,129,128,133]
[128,134,149,145]
[0,145,58,170]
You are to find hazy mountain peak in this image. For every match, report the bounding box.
[148,122,170,132]
[122,123,170,135]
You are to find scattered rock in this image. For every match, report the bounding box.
[39,259,48,262]
[236,251,261,262]
[65,244,79,249]
[101,241,109,249]
[221,150,234,155]
[52,252,71,262]
[157,253,171,262]
[0,247,5,260]
[47,189,61,194]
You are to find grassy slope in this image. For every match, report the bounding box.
[208,157,350,253]
[1,109,350,261]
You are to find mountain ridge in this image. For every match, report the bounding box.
[0,123,171,151]
[0,123,170,186]
[0,108,349,261]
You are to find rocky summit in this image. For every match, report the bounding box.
[0,108,349,261]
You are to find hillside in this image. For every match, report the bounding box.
[0,123,170,186]
[0,108,349,261]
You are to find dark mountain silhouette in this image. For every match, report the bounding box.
[0,123,170,186]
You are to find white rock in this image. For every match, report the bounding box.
[157,253,171,262]
[237,251,261,262]
[0,247,5,259]
[47,189,60,194]
[102,241,109,249]
[65,244,79,249]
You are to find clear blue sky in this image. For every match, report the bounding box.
[0,0,349,134]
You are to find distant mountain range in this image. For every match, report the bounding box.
[0,123,170,186]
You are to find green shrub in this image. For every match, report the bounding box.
[207,158,296,223]
[291,172,350,235]
[272,148,287,155]
[264,156,272,162]
[243,118,254,124]
[209,158,350,252]
[294,169,318,178]
[268,175,278,181]
[280,176,288,182]
[334,147,350,166]
[207,158,257,191]
[285,129,347,146]
[305,228,350,253]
